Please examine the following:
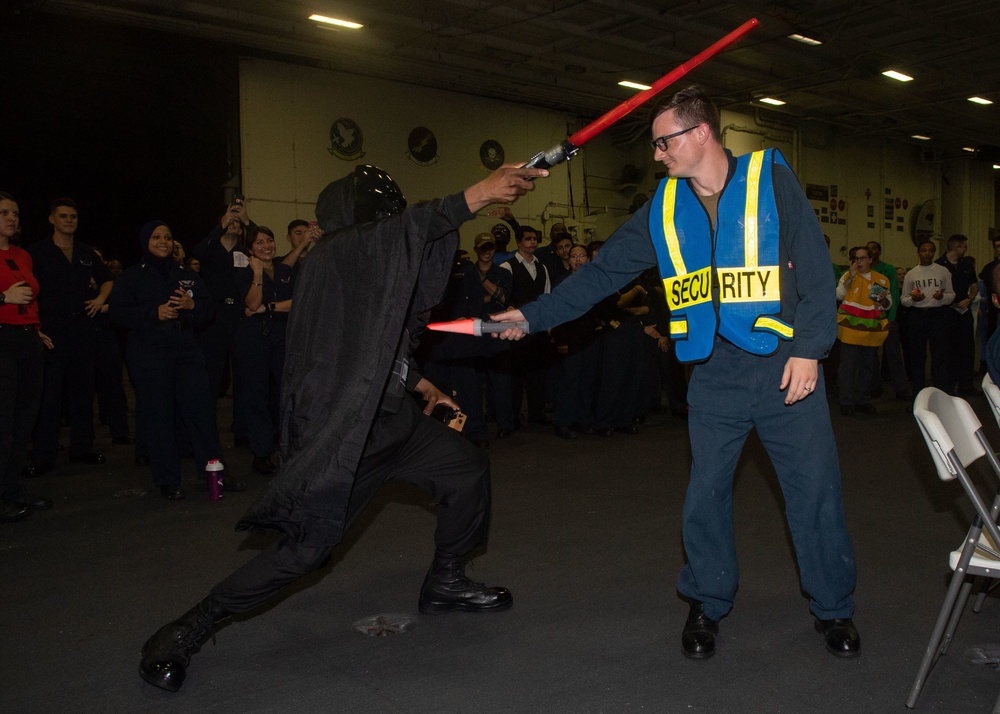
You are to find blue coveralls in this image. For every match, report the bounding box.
[233,262,295,459]
[519,151,856,622]
[27,239,112,464]
[194,224,253,437]
[108,260,222,488]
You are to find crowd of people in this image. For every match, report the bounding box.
[0,178,697,524]
[2,193,995,526]
[3,199,994,524]
[419,213,689,448]
[831,234,994,415]
[0,193,330,517]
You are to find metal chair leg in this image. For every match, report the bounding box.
[941,577,974,655]
[907,567,971,708]
[973,577,1000,614]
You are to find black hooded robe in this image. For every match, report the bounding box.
[236,177,474,548]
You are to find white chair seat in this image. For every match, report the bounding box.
[951,530,1000,573]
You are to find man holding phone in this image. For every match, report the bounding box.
[281,218,322,268]
[194,194,255,437]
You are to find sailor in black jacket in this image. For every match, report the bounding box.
[108,221,244,500]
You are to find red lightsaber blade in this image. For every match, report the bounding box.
[427,318,530,336]
[524,17,759,169]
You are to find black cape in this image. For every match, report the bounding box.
[236,176,469,546]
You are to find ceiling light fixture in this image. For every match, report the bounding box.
[308,14,363,29]
[911,134,932,141]
[994,165,1000,170]
[882,70,914,82]
[963,147,977,152]
[968,96,994,105]
[788,33,822,46]
[759,97,786,106]
[618,80,652,91]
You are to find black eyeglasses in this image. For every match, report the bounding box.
[649,125,699,152]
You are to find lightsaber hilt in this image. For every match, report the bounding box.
[476,319,530,336]
[524,140,581,170]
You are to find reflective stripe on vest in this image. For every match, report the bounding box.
[649,148,795,363]
[650,165,716,363]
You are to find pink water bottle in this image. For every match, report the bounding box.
[206,459,224,501]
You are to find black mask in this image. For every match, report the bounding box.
[353,165,406,223]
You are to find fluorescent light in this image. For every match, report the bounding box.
[911,134,932,141]
[882,70,913,82]
[788,33,822,46]
[968,96,994,105]
[994,164,1000,170]
[759,97,786,106]
[308,14,363,29]
[963,147,977,152]
[618,80,652,91]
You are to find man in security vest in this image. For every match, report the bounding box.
[493,85,858,660]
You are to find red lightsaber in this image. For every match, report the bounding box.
[524,17,759,169]
[427,318,529,336]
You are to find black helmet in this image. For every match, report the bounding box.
[353,165,406,223]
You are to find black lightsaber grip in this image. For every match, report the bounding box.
[477,320,530,335]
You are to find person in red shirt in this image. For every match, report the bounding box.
[0,192,53,521]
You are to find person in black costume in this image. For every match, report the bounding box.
[138,163,546,692]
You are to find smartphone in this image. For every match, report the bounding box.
[430,404,466,432]
[231,192,245,207]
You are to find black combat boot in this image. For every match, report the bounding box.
[139,597,231,692]
[417,551,513,614]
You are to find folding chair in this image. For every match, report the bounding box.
[972,374,1000,615]
[908,387,1000,711]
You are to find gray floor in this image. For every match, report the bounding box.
[5,390,1000,713]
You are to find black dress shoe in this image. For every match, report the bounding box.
[135,455,151,467]
[160,485,185,500]
[596,427,614,438]
[682,603,719,659]
[112,436,136,445]
[16,496,52,511]
[251,456,277,475]
[139,597,230,692]
[815,617,860,657]
[615,425,640,435]
[22,461,53,477]
[572,423,596,435]
[69,451,106,465]
[0,502,31,522]
[496,428,514,439]
[418,552,513,614]
[554,425,578,440]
